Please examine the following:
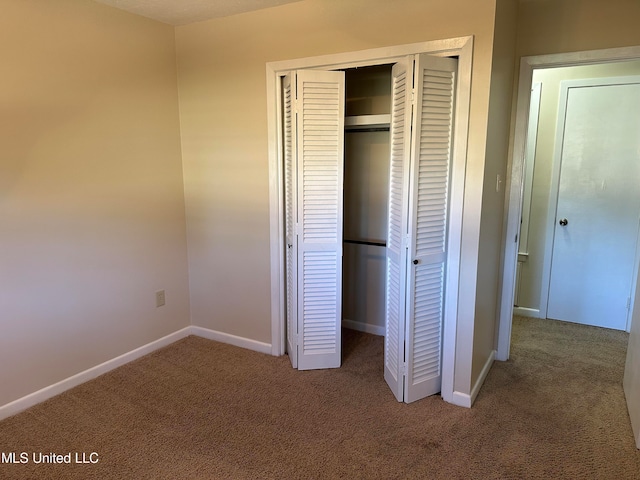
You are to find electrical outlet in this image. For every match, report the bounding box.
[155,290,166,307]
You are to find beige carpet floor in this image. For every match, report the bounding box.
[0,316,639,479]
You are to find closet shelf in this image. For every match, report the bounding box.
[345,114,390,131]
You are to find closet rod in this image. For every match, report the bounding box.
[343,239,387,247]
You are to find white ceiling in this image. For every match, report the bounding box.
[93,0,304,26]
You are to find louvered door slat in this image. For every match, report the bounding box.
[296,70,344,370]
[404,54,457,404]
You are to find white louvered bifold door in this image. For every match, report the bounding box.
[283,73,298,369]
[295,69,345,370]
[404,54,457,403]
[384,59,413,401]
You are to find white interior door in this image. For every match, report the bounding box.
[404,53,457,402]
[294,69,345,370]
[384,58,412,401]
[384,54,457,403]
[546,78,640,330]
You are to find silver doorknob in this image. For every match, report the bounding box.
[559,218,568,226]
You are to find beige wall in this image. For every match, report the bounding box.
[471,0,518,384]
[517,0,640,57]
[517,61,640,311]
[0,0,190,406]
[176,0,501,396]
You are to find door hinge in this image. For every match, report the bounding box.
[411,88,416,105]
[293,82,299,112]
[402,363,408,376]
[627,297,632,310]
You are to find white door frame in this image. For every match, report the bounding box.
[497,45,640,361]
[266,36,473,404]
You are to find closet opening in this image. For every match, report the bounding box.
[342,64,393,354]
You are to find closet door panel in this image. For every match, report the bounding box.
[295,70,345,370]
[404,54,457,403]
[283,73,298,368]
[384,59,413,401]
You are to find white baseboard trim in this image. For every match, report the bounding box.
[190,326,272,355]
[470,349,495,405]
[0,325,274,421]
[447,349,496,409]
[0,327,192,421]
[342,319,385,336]
[514,307,541,318]
[449,390,472,408]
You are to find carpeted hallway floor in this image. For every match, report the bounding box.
[0,316,638,479]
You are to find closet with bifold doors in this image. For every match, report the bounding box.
[282,53,457,403]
